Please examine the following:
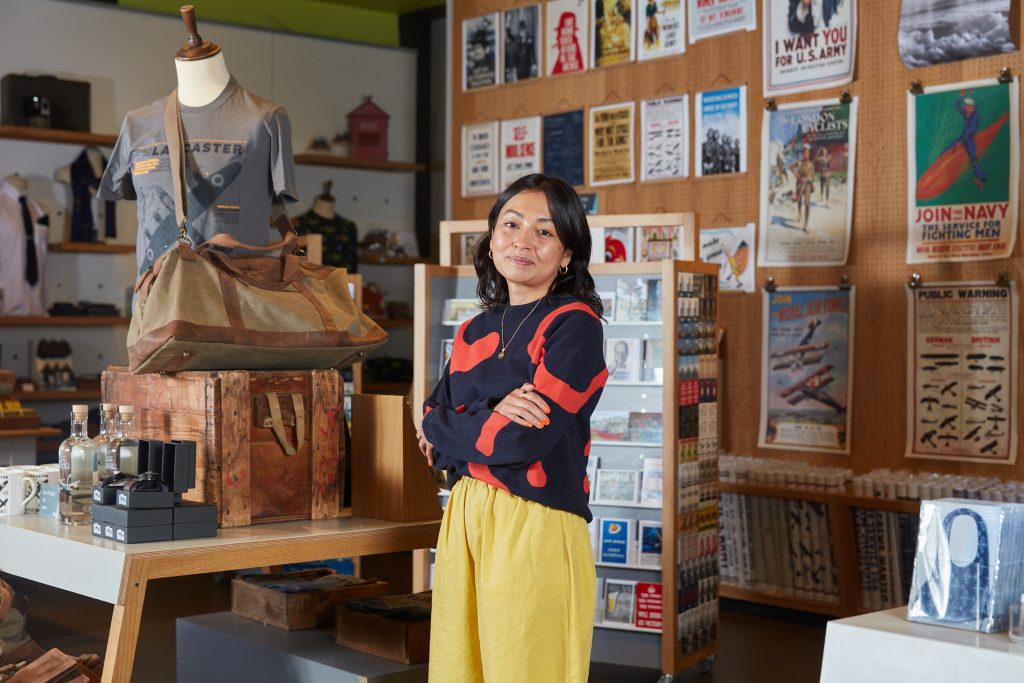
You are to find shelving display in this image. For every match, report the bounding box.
[413,255,720,678]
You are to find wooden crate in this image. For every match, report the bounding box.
[101,366,345,527]
[335,603,431,664]
[231,569,388,631]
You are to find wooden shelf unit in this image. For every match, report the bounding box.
[48,242,135,254]
[293,153,425,173]
[0,316,129,327]
[717,480,926,616]
[358,256,430,266]
[0,125,117,147]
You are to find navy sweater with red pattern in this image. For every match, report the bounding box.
[422,296,608,522]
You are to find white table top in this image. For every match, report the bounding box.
[820,607,1024,683]
[0,514,440,603]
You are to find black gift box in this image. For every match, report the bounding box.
[173,520,217,540]
[137,439,165,477]
[92,485,117,506]
[106,505,172,528]
[116,489,174,509]
[93,522,173,544]
[173,501,218,525]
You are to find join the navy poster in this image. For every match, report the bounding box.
[907,78,1019,263]
[759,286,854,454]
[543,110,585,186]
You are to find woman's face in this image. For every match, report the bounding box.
[490,189,572,304]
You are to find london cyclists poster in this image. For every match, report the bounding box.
[758,97,857,267]
[907,78,1018,263]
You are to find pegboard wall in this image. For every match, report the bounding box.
[449,0,1024,478]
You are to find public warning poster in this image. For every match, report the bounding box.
[638,0,686,61]
[759,97,857,267]
[593,0,636,67]
[689,0,757,43]
[589,102,635,186]
[547,0,589,76]
[500,116,542,189]
[907,78,1019,263]
[763,0,856,96]
[463,13,500,90]
[906,281,1018,465]
[461,121,499,197]
[695,86,747,177]
[543,110,584,186]
[759,286,854,454]
[700,224,755,293]
[641,95,689,181]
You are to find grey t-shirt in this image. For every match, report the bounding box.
[99,78,298,276]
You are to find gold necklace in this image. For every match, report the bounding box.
[498,298,543,359]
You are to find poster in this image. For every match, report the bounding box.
[907,78,1019,263]
[592,0,635,67]
[504,5,542,83]
[547,0,589,75]
[695,86,747,177]
[758,97,857,266]
[501,116,542,189]
[688,0,757,43]
[461,121,499,197]
[543,110,584,186]
[899,0,1014,68]
[638,0,686,61]
[906,281,1018,465]
[700,224,755,293]
[589,102,635,186]
[463,13,500,90]
[641,95,689,181]
[759,286,854,454]
[763,0,856,96]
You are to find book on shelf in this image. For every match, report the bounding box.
[602,578,637,625]
[639,457,663,506]
[594,469,641,505]
[637,225,682,262]
[589,519,598,559]
[634,581,663,630]
[595,577,605,624]
[590,411,629,441]
[613,278,647,322]
[638,519,663,566]
[438,338,454,376]
[597,290,616,319]
[645,278,663,322]
[627,411,663,443]
[586,456,600,502]
[458,232,485,265]
[642,338,663,383]
[598,517,636,564]
[605,337,642,383]
[603,227,635,263]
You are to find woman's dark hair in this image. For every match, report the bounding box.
[474,173,603,317]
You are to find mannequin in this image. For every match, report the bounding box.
[2,174,28,194]
[294,181,358,272]
[312,181,336,220]
[173,5,230,107]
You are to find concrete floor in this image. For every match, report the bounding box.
[14,575,827,682]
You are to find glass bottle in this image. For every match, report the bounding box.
[58,404,97,526]
[94,403,119,480]
[111,405,139,475]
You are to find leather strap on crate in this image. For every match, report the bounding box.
[265,392,305,456]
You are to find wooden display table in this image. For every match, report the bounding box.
[820,607,1024,683]
[0,513,440,683]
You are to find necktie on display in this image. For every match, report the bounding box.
[19,195,38,286]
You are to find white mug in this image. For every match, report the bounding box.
[20,467,55,514]
[0,468,41,516]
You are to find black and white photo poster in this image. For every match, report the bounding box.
[504,5,543,83]
[463,13,500,90]
[899,0,1015,68]
[641,95,689,181]
[906,281,1018,465]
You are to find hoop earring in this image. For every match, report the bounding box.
[488,250,493,259]
[559,264,568,274]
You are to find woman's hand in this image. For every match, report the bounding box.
[493,383,551,428]
[416,426,435,467]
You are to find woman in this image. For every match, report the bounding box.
[417,174,607,682]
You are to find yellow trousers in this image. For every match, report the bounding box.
[429,477,596,682]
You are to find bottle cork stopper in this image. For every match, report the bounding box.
[102,403,117,412]
[72,404,88,416]
[119,405,134,414]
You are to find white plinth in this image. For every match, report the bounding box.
[820,607,1024,683]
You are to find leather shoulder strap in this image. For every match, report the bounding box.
[162,91,188,242]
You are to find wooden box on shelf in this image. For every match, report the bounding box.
[335,600,431,664]
[231,568,388,631]
[350,393,442,523]
[102,366,345,528]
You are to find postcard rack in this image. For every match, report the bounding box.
[413,227,720,677]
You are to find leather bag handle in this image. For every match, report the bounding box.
[162,91,295,245]
[265,392,305,456]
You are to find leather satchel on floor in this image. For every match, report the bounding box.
[127,91,387,374]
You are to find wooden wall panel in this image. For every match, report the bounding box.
[450,0,1024,479]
